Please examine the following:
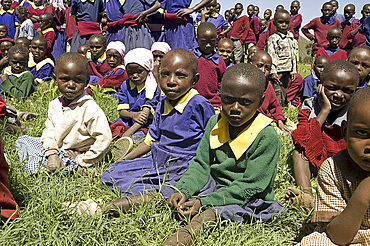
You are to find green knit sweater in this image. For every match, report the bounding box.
[0,71,35,99]
[174,114,281,207]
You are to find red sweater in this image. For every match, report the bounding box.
[193,56,226,108]
[267,18,276,37]
[244,15,259,44]
[339,18,358,49]
[256,29,268,50]
[0,97,5,117]
[302,17,341,54]
[258,81,286,123]
[43,29,56,60]
[229,15,250,43]
[347,19,365,48]
[89,60,111,79]
[289,14,302,40]
[315,47,347,61]
[65,7,77,41]
[292,107,347,167]
[95,67,128,90]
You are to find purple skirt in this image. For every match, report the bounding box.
[106,28,124,44]
[51,30,66,59]
[70,29,91,53]
[101,142,195,196]
[164,17,197,50]
[121,24,154,52]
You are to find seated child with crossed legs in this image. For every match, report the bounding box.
[287,60,360,208]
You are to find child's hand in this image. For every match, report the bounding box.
[65,149,81,160]
[136,12,146,23]
[36,28,42,35]
[168,192,186,209]
[316,84,331,111]
[0,56,8,66]
[46,154,65,171]
[277,120,290,135]
[201,7,209,15]
[132,111,148,125]
[0,74,9,82]
[178,199,202,216]
[176,8,193,16]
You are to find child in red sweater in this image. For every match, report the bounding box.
[289,1,302,40]
[244,4,259,61]
[339,4,356,50]
[229,3,249,64]
[347,4,370,49]
[36,12,55,60]
[193,22,226,111]
[302,2,341,55]
[315,27,347,61]
[256,18,268,50]
[287,60,359,208]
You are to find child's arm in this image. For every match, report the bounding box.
[315,84,331,126]
[290,39,299,81]
[301,20,316,41]
[266,36,279,81]
[136,1,161,23]
[119,109,148,125]
[122,107,150,137]
[326,176,370,245]
[176,0,212,17]
[14,26,20,41]
[0,72,35,99]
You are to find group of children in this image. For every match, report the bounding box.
[0,0,369,245]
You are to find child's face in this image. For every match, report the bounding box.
[322,69,356,111]
[55,61,89,105]
[247,46,259,62]
[343,102,370,172]
[197,29,217,55]
[234,4,243,16]
[206,0,217,15]
[15,10,26,22]
[290,1,300,15]
[0,41,13,57]
[362,5,370,19]
[39,15,51,30]
[344,6,355,21]
[30,39,47,62]
[215,3,220,13]
[217,41,233,63]
[264,10,271,20]
[152,50,165,66]
[330,1,338,12]
[327,29,341,47]
[15,39,30,47]
[221,75,263,127]
[228,9,236,20]
[126,63,148,86]
[0,25,8,38]
[224,11,230,20]
[247,6,254,16]
[251,53,272,78]
[313,58,329,79]
[259,19,267,30]
[348,49,370,81]
[89,37,105,59]
[34,0,42,6]
[254,6,259,16]
[9,53,27,74]
[159,53,198,101]
[1,0,12,11]
[106,49,122,69]
[322,4,334,18]
[274,12,290,34]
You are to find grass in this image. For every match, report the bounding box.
[0,65,315,245]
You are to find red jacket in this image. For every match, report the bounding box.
[339,18,358,49]
[289,14,302,40]
[346,19,365,48]
[229,15,250,43]
[258,81,286,123]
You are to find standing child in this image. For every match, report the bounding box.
[102,0,124,44]
[315,27,347,61]
[217,38,233,68]
[87,34,110,80]
[339,4,356,50]
[243,4,259,60]
[300,86,370,246]
[15,52,112,173]
[256,18,268,50]
[289,1,302,40]
[14,5,34,41]
[302,2,341,55]
[36,12,55,60]
[330,0,345,23]
[287,60,359,208]
[302,55,330,100]
[193,22,226,111]
[27,0,47,31]
[0,45,34,99]
[267,5,284,37]
[347,4,369,49]
[0,0,20,39]
[264,9,272,23]
[348,45,370,89]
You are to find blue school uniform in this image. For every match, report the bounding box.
[104,0,124,43]
[29,58,54,84]
[303,69,319,99]
[101,89,215,195]
[164,0,197,50]
[115,79,160,128]
[359,16,370,46]
[195,13,229,31]
[0,9,20,39]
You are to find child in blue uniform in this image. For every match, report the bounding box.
[103,0,124,43]
[0,0,20,39]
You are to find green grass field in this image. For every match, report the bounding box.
[0,65,315,245]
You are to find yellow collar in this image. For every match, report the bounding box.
[210,112,273,160]
[0,8,14,15]
[35,58,54,71]
[162,89,198,115]
[3,66,29,77]
[80,0,94,3]
[31,2,44,9]
[205,12,218,18]
[42,28,54,34]
[129,80,145,93]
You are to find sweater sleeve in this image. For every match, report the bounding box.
[265,82,286,122]
[0,72,35,99]
[302,19,315,41]
[0,97,5,117]
[200,126,280,206]
[266,35,278,74]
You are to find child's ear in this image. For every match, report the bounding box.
[341,120,348,141]
[192,73,200,86]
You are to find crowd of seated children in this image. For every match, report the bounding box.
[302,55,330,100]
[15,52,111,174]
[315,27,347,61]
[287,60,359,208]
[347,45,370,89]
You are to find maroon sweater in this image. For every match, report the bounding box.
[245,15,259,44]
[302,17,341,54]
[347,19,365,48]
[289,14,302,40]
[339,18,357,49]
[89,60,111,79]
[258,81,286,123]
[256,29,268,50]
[315,47,347,61]
[229,15,250,43]
[267,18,276,37]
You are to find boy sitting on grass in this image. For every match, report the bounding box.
[301,86,370,246]
[15,52,111,174]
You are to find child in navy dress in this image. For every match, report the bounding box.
[103,0,124,44]
[303,55,330,100]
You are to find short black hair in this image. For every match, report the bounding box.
[55,52,89,78]
[218,38,233,48]
[348,45,370,60]
[162,48,198,75]
[31,35,47,47]
[321,60,359,86]
[327,26,341,36]
[40,12,53,22]
[274,9,290,19]
[15,5,29,16]
[0,23,7,29]
[315,55,330,64]
[251,50,271,63]
[8,45,29,59]
[90,33,107,47]
[221,63,266,97]
[197,22,217,37]
[322,2,333,8]
[348,86,370,120]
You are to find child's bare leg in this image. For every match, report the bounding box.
[162,208,216,246]
[101,193,154,212]
[292,149,313,195]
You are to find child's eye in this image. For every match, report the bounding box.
[221,96,234,104]
[239,99,252,105]
[355,130,368,137]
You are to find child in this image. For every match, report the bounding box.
[289,1,302,40]
[359,9,370,46]
[229,3,249,64]
[330,0,345,23]
[339,4,356,50]
[102,0,124,44]
[151,41,171,85]
[254,5,259,17]
[347,4,369,49]
[0,45,34,99]
[193,22,226,111]
[264,9,272,23]
[93,41,128,91]
[87,34,110,79]
[0,0,20,39]
[15,52,112,173]
[244,4,259,59]
[216,38,233,68]
[302,2,341,55]
[14,5,34,41]
[300,86,370,246]
[64,0,76,52]
[100,48,214,195]
[15,37,30,47]
[29,36,54,85]
[256,18,268,50]
[348,45,370,89]
[288,60,359,207]
[0,38,14,71]
[315,27,347,61]
[36,12,55,60]
[0,24,8,39]
[267,5,284,37]
[303,55,330,100]
[266,9,299,107]
[27,0,47,31]
[247,44,259,63]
